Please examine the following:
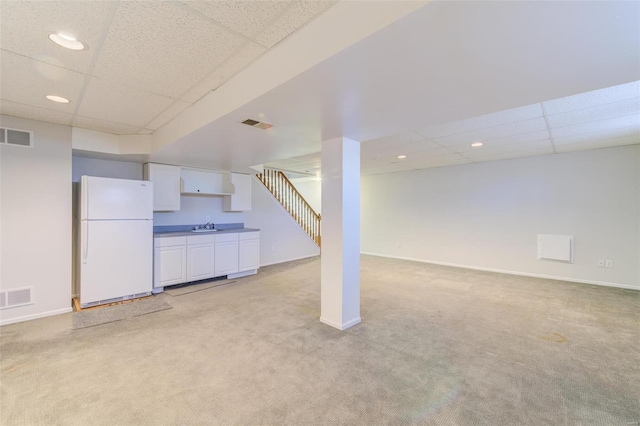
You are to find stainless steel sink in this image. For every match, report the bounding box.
[191,229,218,233]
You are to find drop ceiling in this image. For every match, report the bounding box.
[1,1,639,176]
[267,81,640,176]
[0,0,335,134]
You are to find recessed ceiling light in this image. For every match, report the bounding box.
[48,33,86,51]
[45,95,70,104]
[471,142,484,147]
[397,155,407,159]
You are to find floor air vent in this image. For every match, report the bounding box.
[0,287,34,309]
[0,127,34,147]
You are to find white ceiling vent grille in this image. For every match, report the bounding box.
[0,287,34,310]
[241,119,273,130]
[0,127,33,147]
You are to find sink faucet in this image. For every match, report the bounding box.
[193,222,215,231]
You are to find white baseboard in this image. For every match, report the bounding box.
[260,253,320,268]
[0,307,73,327]
[320,316,362,330]
[361,252,639,291]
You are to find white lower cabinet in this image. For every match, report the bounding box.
[154,231,260,289]
[215,233,239,276]
[187,235,216,281]
[239,232,260,272]
[154,236,187,291]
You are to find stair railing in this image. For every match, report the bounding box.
[256,169,321,247]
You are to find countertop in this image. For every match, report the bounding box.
[154,228,260,238]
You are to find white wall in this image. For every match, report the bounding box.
[245,177,320,266]
[1,116,73,325]
[361,145,640,289]
[72,156,142,182]
[290,178,322,214]
[153,196,243,227]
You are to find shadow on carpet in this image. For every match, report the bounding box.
[73,297,172,329]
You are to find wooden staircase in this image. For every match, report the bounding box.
[257,169,321,247]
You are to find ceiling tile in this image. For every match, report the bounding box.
[546,98,640,128]
[460,139,552,156]
[255,0,335,48]
[480,129,550,147]
[550,114,640,139]
[93,1,246,99]
[361,163,408,176]
[553,127,640,146]
[72,116,140,135]
[0,1,114,74]
[145,100,191,131]
[0,50,85,114]
[468,147,554,162]
[543,80,640,115]
[555,133,640,153]
[418,104,543,139]
[181,42,267,103]
[182,1,292,40]
[433,117,548,146]
[77,78,173,128]
[0,99,73,126]
[363,131,427,147]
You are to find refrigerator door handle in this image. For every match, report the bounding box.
[82,221,89,264]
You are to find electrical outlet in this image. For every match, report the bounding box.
[205,215,211,222]
[605,260,613,268]
[598,259,605,267]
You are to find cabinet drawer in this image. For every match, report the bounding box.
[239,231,260,241]
[215,233,239,243]
[187,234,217,244]
[154,236,186,248]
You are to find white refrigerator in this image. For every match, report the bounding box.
[79,176,154,308]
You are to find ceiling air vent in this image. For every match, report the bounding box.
[0,127,33,147]
[241,119,273,130]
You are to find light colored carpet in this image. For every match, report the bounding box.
[1,255,639,425]
[73,296,172,329]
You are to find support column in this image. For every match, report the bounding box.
[320,136,361,330]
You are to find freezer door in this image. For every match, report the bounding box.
[81,176,153,220]
[80,220,153,306]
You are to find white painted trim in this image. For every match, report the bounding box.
[260,253,319,268]
[0,307,73,326]
[320,316,362,331]
[361,252,640,291]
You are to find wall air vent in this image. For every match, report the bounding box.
[0,287,34,310]
[0,127,34,147]
[241,119,273,130]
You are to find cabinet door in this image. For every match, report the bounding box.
[144,163,181,211]
[239,238,260,272]
[187,243,215,281]
[156,245,187,286]
[215,241,239,276]
[223,173,252,211]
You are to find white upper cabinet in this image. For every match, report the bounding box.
[181,168,233,195]
[144,163,181,211]
[223,173,252,211]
